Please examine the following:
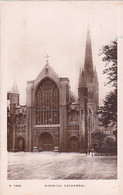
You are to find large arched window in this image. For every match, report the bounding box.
[35,78,59,125]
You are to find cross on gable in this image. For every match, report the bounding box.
[45,54,50,74]
[45,54,50,65]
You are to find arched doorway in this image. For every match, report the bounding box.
[69,136,79,152]
[38,132,54,151]
[18,137,25,152]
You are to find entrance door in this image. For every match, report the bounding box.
[69,136,79,152]
[38,133,54,151]
[18,137,25,151]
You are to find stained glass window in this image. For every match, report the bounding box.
[35,78,59,125]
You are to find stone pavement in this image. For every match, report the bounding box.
[8,152,117,180]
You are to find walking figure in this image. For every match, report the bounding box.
[92,149,94,157]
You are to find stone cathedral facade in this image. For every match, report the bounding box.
[7,30,99,153]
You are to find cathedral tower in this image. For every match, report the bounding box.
[78,68,88,153]
[9,80,19,105]
[7,80,19,151]
[78,28,99,152]
[9,80,19,127]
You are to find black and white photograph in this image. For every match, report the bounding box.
[0,1,123,195]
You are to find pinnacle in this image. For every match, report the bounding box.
[11,79,19,94]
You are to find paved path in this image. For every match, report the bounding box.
[8,152,117,180]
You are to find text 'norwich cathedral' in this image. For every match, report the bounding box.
[7,29,99,153]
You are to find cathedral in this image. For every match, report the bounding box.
[7,29,99,153]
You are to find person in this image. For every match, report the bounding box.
[92,149,94,157]
[88,149,90,155]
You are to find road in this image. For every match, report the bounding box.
[8,152,117,180]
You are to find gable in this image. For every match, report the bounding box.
[33,64,60,92]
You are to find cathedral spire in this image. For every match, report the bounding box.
[84,27,94,83]
[84,27,93,72]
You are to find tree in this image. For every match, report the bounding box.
[91,130,107,150]
[98,40,117,128]
[91,130,117,153]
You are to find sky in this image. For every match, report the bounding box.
[1,1,120,105]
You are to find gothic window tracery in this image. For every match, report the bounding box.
[35,78,59,125]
